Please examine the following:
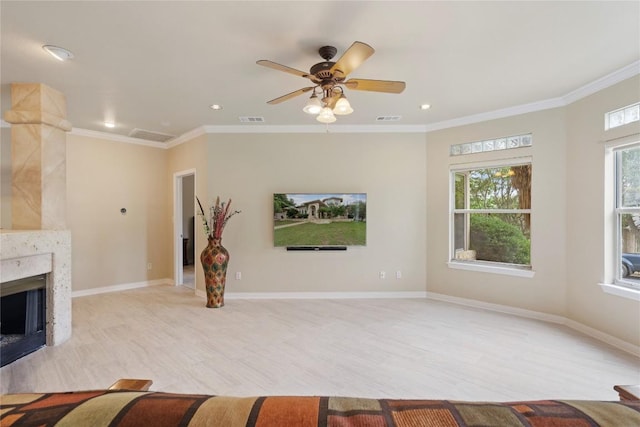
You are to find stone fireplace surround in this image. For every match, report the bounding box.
[0,230,72,346]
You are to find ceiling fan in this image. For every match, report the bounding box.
[256,41,406,123]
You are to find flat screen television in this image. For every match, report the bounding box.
[273,193,367,247]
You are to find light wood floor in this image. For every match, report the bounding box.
[1,285,638,400]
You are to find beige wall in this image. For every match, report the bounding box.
[66,134,171,291]
[0,127,11,229]
[167,133,208,289]
[565,75,640,345]
[426,77,640,347]
[191,132,428,294]
[426,108,569,315]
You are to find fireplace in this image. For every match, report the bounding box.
[0,230,72,358]
[1,274,47,367]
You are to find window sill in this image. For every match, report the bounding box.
[447,261,535,278]
[599,283,640,301]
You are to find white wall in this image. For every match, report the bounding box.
[191,132,428,294]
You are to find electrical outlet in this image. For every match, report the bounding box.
[235,272,242,280]
[379,271,386,279]
[396,270,402,279]
[147,262,152,270]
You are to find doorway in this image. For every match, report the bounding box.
[173,170,196,290]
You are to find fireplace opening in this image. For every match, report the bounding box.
[1,274,47,367]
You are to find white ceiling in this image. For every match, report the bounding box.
[2,1,639,142]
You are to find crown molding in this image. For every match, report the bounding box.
[424,97,566,133]
[70,128,167,148]
[202,124,428,134]
[563,60,640,105]
[165,126,206,148]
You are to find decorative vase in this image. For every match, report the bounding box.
[200,237,229,308]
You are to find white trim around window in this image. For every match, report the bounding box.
[449,156,533,276]
[603,133,640,301]
[448,260,535,278]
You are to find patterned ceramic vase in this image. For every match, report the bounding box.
[200,237,229,308]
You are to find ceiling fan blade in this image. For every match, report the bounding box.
[330,41,375,79]
[267,87,314,104]
[344,78,406,94]
[257,60,311,79]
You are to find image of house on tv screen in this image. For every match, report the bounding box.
[273,193,367,247]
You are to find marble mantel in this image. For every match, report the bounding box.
[0,229,72,345]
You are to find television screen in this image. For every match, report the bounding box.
[273,193,367,247]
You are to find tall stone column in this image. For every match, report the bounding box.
[4,83,72,230]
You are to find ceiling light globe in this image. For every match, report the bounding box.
[303,95,323,115]
[316,107,336,123]
[42,45,74,61]
[333,96,353,115]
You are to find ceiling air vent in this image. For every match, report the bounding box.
[239,116,265,123]
[128,128,175,143]
[376,116,402,122]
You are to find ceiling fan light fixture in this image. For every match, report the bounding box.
[316,107,336,123]
[333,94,353,115]
[303,93,322,115]
[42,45,74,61]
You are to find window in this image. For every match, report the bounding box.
[605,102,640,130]
[451,159,532,271]
[615,143,640,289]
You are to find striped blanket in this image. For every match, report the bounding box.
[2,390,639,426]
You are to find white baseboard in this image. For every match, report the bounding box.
[426,291,640,358]
[71,278,173,298]
[425,291,566,324]
[564,319,640,358]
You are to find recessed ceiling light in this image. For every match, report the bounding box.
[210,104,223,110]
[420,104,431,110]
[42,45,74,61]
[104,121,115,128]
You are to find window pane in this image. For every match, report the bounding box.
[620,213,640,283]
[454,173,466,209]
[609,109,625,128]
[624,104,640,124]
[454,212,466,251]
[454,213,531,265]
[620,145,640,207]
[466,165,531,232]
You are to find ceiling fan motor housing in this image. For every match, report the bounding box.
[310,61,335,80]
[311,46,339,80]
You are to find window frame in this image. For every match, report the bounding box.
[612,141,640,290]
[448,157,534,277]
